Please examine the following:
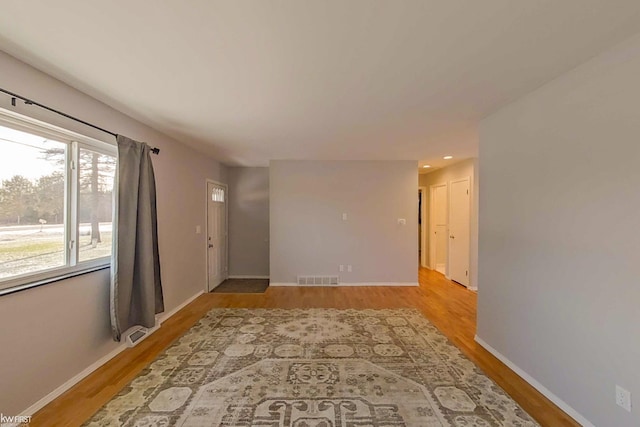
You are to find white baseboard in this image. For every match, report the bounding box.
[343,282,419,287]
[270,282,419,287]
[227,275,270,279]
[18,343,126,419]
[474,335,594,427]
[157,290,204,325]
[19,290,205,419]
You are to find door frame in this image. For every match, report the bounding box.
[419,187,427,268]
[448,176,471,287]
[205,179,229,292]
[429,182,448,275]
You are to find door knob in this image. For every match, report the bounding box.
[208,244,214,248]
[450,235,455,239]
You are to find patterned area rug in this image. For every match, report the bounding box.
[85,308,539,426]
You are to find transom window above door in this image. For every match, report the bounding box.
[211,187,225,202]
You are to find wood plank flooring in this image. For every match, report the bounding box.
[29,268,579,426]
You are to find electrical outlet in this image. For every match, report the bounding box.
[339,265,344,272]
[347,265,352,272]
[616,385,632,412]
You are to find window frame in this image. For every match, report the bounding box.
[0,108,117,295]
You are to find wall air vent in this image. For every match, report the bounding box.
[125,325,158,347]
[297,275,339,286]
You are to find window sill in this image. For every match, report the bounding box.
[0,264,110,297]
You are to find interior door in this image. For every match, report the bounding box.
[418,190,422,259]
[207,181,227,291]
[449,178,470,286]
[430,184,448,274]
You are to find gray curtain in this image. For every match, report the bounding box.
[110,135,164,342]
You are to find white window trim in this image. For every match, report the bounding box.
[0,107,117,294]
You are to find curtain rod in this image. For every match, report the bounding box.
[0,87,160,154]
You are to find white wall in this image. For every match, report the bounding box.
[0,51,226,415]
[478,34,640,427]
[270,160,418,285]
[419,158,479,288]
[227,167,270,277]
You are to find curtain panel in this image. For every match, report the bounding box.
[110,135,164,342]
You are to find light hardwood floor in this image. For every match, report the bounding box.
[29,268,579,426]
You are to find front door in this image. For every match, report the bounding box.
[207,181,227,291]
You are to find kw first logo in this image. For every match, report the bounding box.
[0,413,32,426]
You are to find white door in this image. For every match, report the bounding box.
[207,181,227,291]
[429,184,448,274]
[418,189,423,265]
[449,178,470,286]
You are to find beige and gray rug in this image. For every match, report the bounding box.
[85,308,539,426]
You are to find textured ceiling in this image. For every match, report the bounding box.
[1,1,640,167]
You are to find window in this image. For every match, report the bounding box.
[0,109,116,293]
[77,148,116,262]
[211,187,225,202]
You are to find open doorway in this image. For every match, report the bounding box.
[419,158,477,290]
